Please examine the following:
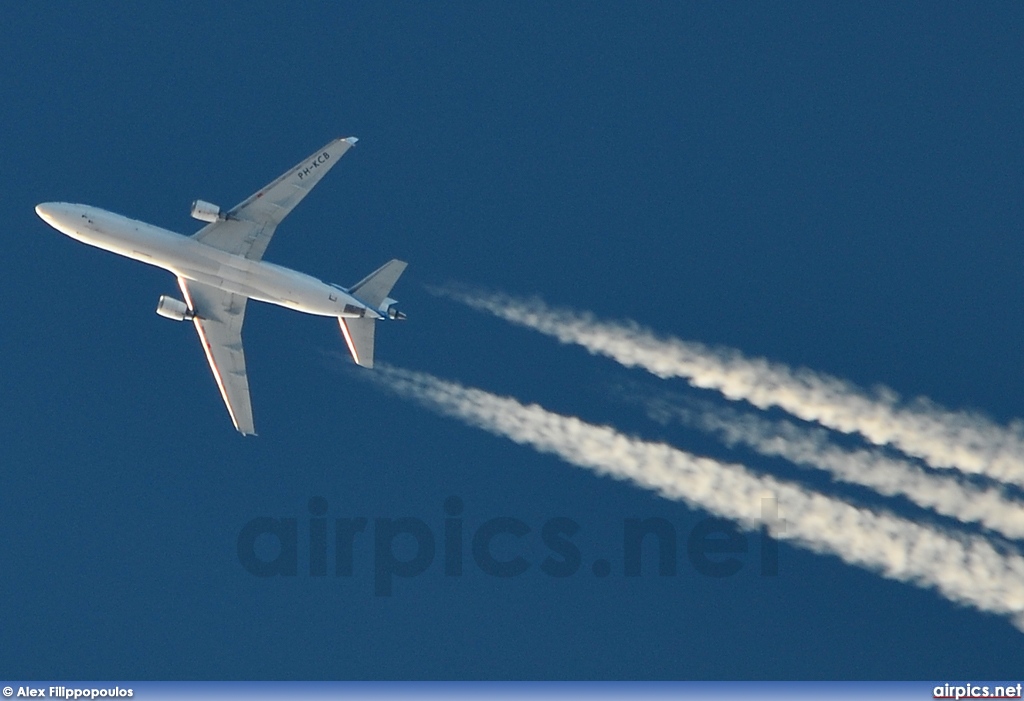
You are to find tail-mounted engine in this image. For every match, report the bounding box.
[190,199,225,223]
[380,296,406,320]
[156,295,194,322]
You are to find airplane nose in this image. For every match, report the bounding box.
[35,202,68,227]
[36,202,74,230]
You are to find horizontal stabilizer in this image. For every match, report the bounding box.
[339,317,376,368]
[350,259,408,309]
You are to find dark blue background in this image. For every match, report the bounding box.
[3,3,1023,678]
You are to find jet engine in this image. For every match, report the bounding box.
[156,295,194,322]
[380,296,406,320]
[190,199,224,223]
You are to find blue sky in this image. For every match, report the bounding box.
[3,2,1024,679]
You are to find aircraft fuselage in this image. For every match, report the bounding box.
[35,202,377,319]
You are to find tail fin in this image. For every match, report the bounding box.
[339,259,408,368]
[349,259,407,309]
[339,317,376,368]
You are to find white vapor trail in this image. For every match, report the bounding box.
[433,287,1024,488]
[373,365,1024,632]
[644,397,1024,541]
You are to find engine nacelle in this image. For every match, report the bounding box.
[378,297,406,320]
[156,295,194,322]
[190,199,224,223]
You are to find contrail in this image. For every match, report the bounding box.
[433,286,1024,488]
[643,396,1024,542]
[372,364,1024,632]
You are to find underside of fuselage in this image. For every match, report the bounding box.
[38,202,371,318]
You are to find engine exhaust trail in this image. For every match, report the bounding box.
[371,364,1024,632]
[643,396,1024,542]
[432,286,1024,489]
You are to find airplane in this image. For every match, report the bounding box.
[35,137,406,436]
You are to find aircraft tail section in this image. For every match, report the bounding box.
[339,317,376,368]
[340,259,408,368]
[349,259,408,309]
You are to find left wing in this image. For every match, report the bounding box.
[178,277,255,435]
[192,136,358,261]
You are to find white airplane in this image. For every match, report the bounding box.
[35,137,406,436]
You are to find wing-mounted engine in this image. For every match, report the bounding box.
[190,199,226,223]
[156,295,194,321]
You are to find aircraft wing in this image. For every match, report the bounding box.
[178,277,255,435]
[192,137,358,261]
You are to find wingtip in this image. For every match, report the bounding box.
[345,136,359,145]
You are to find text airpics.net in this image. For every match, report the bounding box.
[236,495,785,595]
[934,683,1023,699]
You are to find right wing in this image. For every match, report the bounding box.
[192,137,358,261]
[178,277,255,436]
